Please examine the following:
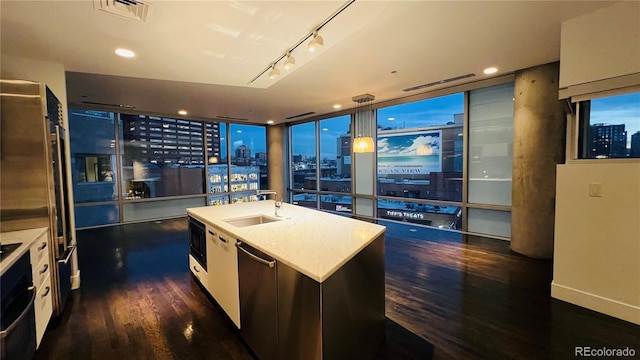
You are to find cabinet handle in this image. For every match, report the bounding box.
[39,242,47,250]
[208,230,215,236]
[42,286,51,298]
[40,264,49,274]
[219,236,227,243]
[193,266,199,273]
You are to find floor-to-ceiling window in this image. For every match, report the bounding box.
[118,114,206,222]
[290,121,318,209]
[69,110,119,227]
[229,123,266,203]
[467,83,515,238]
[289,116,353,214]
[286,81,516,239]
[376,93,464,229]
[318,115,352,213]
[206,122,229,206]
[120,114,205,199]
[70,111,268,228]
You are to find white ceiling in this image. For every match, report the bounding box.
[1,0,615,125]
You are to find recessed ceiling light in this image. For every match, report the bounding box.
[115,48,135,58]
[178,110,188,116]
[483,67,498,75]
[267,120,274,125]
[237,130,242,133]
[322,128,329,131]
[388,117,395,121]
[333,104,341,109]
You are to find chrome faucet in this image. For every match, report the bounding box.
[256,190,282,216]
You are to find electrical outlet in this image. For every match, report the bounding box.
[589,183,602,197]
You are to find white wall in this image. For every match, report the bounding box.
[552,163,640,324]
[1,54,68,102]
[559,1,640,97]
[1,54,80,289]
[559,1,640,87]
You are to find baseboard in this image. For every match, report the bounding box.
[551,282,640,325]
[71,269,81,290]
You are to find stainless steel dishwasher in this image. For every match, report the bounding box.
[236,240,278,360]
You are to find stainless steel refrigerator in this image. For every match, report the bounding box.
[1,79,75,316]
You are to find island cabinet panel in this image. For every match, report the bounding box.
[207,226,240,328]
[277,262,322,359]
[276,234,385,360]
[321,234,385,360]
[204,225,218,296]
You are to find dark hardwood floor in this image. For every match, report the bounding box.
[35,217,638,359]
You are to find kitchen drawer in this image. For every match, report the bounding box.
[29,230,49,268]
[32,255,51,290]
[189,254,209,286]
[34,273,53,348]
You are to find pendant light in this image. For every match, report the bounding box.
[352,94,375,153]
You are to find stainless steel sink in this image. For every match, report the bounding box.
[223,214,282,228]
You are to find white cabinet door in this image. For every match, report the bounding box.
[204,225,219,296]
[34,273,53,348]
[215,230,240,328]
[206,226,241,328]
[30,230,52,348]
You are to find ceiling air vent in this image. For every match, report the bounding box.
[82,101,135,109]
[215,115,249,122]
[402,73,476,92]
[93,0,153,23]
[285,111,315,120]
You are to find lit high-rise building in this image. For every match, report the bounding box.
[590,123,627,158]
[630,131,640,157]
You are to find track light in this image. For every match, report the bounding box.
[283,52,296,70]
[248,1,356,84]
[308,31,323,52]
[268,64,280,79]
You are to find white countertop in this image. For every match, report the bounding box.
[187,201,385,282]
[0,227,48,275]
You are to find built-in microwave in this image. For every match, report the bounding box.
[188,217,206,271]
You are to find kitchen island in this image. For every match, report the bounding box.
[187,200,386,360]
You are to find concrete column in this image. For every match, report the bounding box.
[267,124,286,201]
[511,62,566,259]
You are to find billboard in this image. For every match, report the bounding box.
[377,130,442,175]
